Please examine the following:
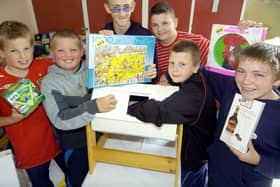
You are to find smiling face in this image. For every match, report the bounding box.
[168,51,199,83]
[150,13,178,46]
[51,37,83,72]
[235,58,278,100]
[105,0,135,31]
[0,37,34,76]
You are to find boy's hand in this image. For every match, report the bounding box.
[158,73,170,86]
[10,108,25,123]
[238,19,264,29]
[144,64,157,79]
[96,94,117,112]
[228,140,260,165]
[98,29,114,35]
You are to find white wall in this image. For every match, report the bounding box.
[0,0,38,34]
[245,0,280,39]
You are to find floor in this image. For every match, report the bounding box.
[82,135,177,187]
[57,135,280,187]
[13,134,280,187]
[16,135,178,187]
[16,161,64,187]
[14,163,280,187]
[17,163,280,187]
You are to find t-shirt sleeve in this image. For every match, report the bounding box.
[198,36,210,66]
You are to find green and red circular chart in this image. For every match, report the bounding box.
[214,33,249,68]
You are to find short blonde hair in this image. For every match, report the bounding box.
[50,29,82,49]
[0,20,33,50]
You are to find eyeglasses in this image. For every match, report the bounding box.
[110,6,132,13]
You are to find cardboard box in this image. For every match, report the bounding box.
[1,79,45,116]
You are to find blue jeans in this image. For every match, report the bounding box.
[26,152,65,187]
[181,163,208,187]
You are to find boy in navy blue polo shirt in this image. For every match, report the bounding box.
[99,0,157,80]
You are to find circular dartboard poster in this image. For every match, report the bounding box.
[214,33,249,70]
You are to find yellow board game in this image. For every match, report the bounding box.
[87,34,156,88]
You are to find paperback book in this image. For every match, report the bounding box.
[220,93,265,153]
[207,24,267,76]
[87,34,156,88]
[1,79,45,116]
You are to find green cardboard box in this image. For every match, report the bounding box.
[1,79,45,116]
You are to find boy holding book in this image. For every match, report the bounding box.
[204,43,280,187]
[40,29,117,187]
[0,20,65,187]
[128,39,217,187]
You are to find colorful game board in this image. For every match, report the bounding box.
[87,34,156,88]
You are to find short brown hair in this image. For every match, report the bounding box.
[171,40,201,66]
[150,1,175,18]
[0,21,33,50]
[50,29,82,49]
[236,43,280,80]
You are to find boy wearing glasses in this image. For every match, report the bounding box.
[101,0,151,35]
[100,0,157,80]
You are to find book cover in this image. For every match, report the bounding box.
[87,34,156,88]
[220,93,265,153]
[207,24,267,76]
[1,78,45,116]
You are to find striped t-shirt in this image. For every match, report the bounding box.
[156,31,209,80]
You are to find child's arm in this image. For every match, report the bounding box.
[0,109,25,127]
[228,141,260,165]
[96,94,117,112]
[238,19,264,29]
[52,90,116,113]
[201,67,236,102]
[42,89,116,131]
[229,135,280,178]
[61,94,91,107]
[157,73,171,86]
[127,87,206,126]
[128,99,175,126]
